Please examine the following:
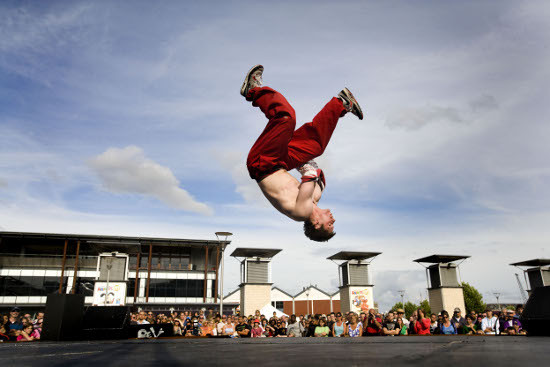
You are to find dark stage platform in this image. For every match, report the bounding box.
[1,336,548,367]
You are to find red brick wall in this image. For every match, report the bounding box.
[283,301,293,315]
[293,300,310,315]
[278,300,341,315]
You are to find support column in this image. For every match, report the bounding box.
[146,243,152,303]
[59,239,68,294]
[220,248,225,315]
[203,246,209,302]
[214,247,220,303]
[70,240,80,294]
[134,252,141,303]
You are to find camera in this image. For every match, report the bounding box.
[191,319,200,336]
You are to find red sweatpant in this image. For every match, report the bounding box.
[246,87,346,181]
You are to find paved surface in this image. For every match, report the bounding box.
[0,336,548,366]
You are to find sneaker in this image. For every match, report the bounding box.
[240,64,264,97]
[338,87,363,120]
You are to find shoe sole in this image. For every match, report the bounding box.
[342,87,363,120]
[240,64,264,97]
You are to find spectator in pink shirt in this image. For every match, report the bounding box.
[16,324,36,342]
[251,321,263,338]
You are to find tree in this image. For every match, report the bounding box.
[462,282,486,313]
[419,299,431,316]
[404,301,418,319]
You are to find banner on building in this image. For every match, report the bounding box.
[349,287,374,313]
[92,282,127,306]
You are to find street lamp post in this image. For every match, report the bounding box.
[398,290,405,309]
[215,232,233,316]
[103,255,116,306]
[493,292,501,311]
[306,289,310,315]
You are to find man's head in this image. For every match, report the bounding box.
[516,305,523,315]
[10,307,20,319]
[304,207,336,242]
[453,308,461,317]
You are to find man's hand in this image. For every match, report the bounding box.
[298,160,326,191]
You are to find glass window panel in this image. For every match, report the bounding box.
[126,279,137,297]
[160,255,170,270]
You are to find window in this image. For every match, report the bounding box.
[272,301,284,311]
[147,279,203,298]
[126,278,138,297]
[75,277,95,296]
[137,252,190,270]
[0,276,67,297]
[160,254,170,269]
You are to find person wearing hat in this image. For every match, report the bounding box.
[6,307,24,341]
[396,309,409,327]
[451,307,466,333]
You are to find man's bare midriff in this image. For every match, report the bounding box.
[258,169,321,221]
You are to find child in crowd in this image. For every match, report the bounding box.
[251,321,263,338]
[16,324,35,341]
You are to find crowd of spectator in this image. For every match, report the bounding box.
[0,304,526,342]
[128,304,527,337]
[0,307,43,342]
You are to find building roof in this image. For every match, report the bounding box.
[271,286,294,299]
[230,247,281,258]
[327,251,381,261]
[414,254,470,264]
[0,231,230,249]
[224,288,240,299]
[294,285,332,299]
[510,259,550,267]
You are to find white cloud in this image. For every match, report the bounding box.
[469,94,498,112]
[213,149,270,207]
[386,104,464,131]
[88,146,213,215]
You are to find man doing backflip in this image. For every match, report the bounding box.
[241,65,363,242]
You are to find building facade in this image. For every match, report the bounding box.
[0,231,231,312]
[225,285,341,316]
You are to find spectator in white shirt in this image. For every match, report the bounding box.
[136,311,150,325]
[481,310,499,335]
[216,315,227,335]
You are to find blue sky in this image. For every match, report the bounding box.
[1,0,549,310]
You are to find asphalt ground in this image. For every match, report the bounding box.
[0,336,548,367]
